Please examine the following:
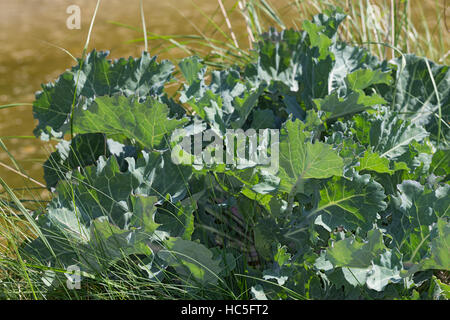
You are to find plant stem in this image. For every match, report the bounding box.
[218,0,240,50]
[140,0,149,52]
[0,162,45,189]
[239,0,255,49]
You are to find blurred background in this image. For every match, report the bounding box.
[0,0,448,193]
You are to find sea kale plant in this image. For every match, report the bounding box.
[26,10,449,299]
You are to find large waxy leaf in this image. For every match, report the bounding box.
[388,54,450,139]
[326,229,386,268]
[298,30,333,109]
[245,11,346,109]
[429,149,450,177]
[50,156,137,228]
[155,197,196,240]
[179,56,207,103]
[73,95,188,149]
[27,153,189,272]
[33,71,78,140]
[355,150,408,175]
[420,219,450,271]
[315,90,386,121]
[179,57,264,134]
[349,108,429,161]
[277,119,344,194]
[25,196,161,273]
[254,218,283,260]
[365,250,403,292]
[302,20,332,61]
[312,171,387,232]
[81,216,154,272]
[158,238,223,285]
[130,196,161,235]
[246,28,302,92]
[48,151,191,230]
[47,206,90,243]
[298,10,349,108]
[329,42,389,96]
[324,229,402,291]
[251,109,277,129]
[310,9,347,40]
[127,150,192,202]
[181,59,247,113]
[315,68,392,121]
[345,69,393,91]
[389,181,449,265]
[356,150,393,174]
[427,276,450,300]
[43,132,143,190]
[22,214,80,268]
[43,133,109,189]
[370,111,429,160]
[33,50,174,139]
[325,127,366,172]
[208,69,248,112]
[231,86,266,128]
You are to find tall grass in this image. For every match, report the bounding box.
[0,0,448,300]
[115,0,449,68]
